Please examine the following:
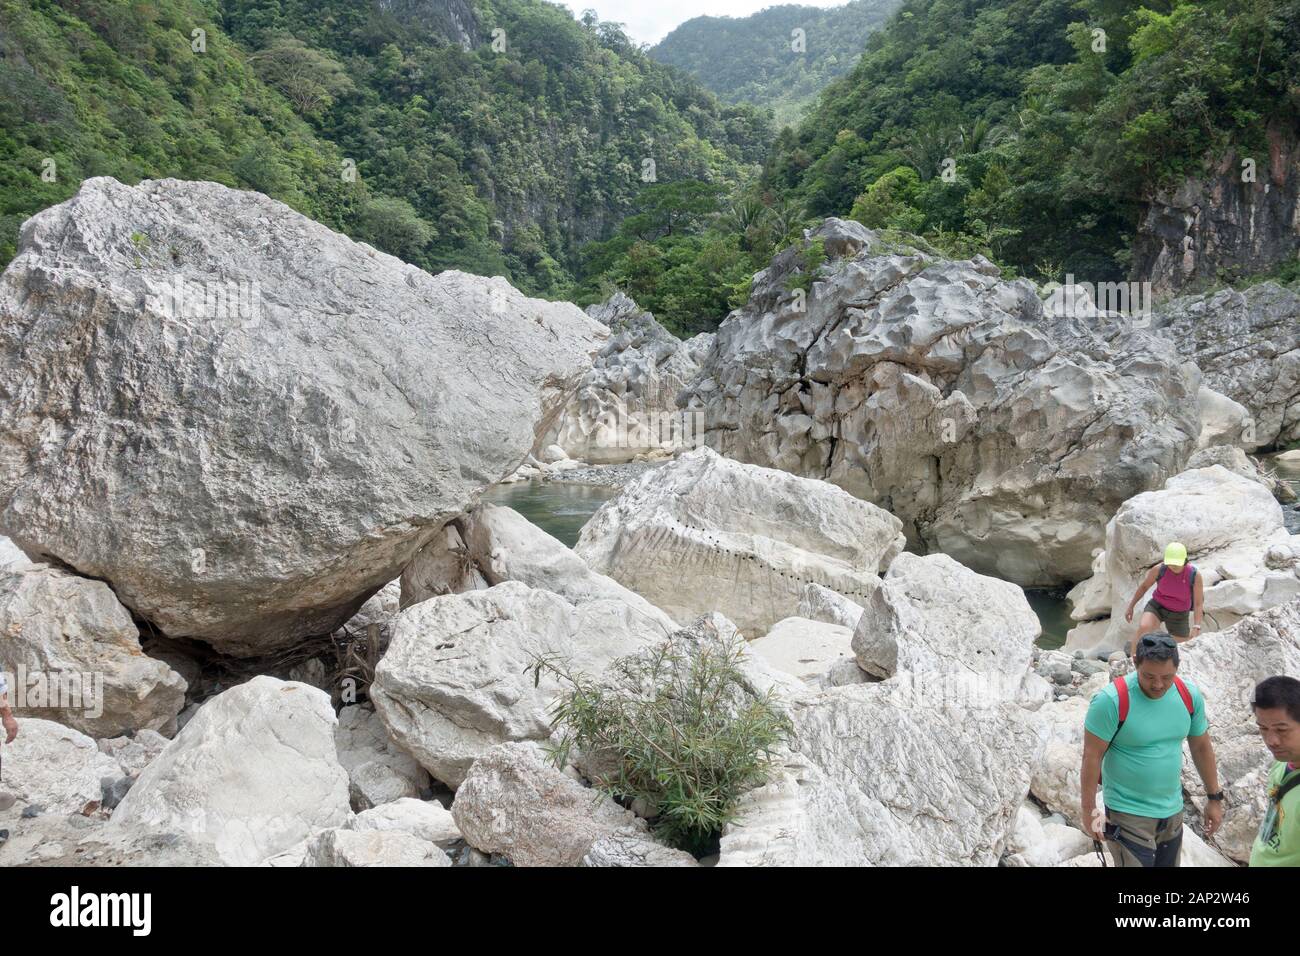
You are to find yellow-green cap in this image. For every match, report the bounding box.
[1164,542,1188,568]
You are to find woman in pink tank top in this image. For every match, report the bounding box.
[1123,541,1204,657]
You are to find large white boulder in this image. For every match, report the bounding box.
[0,177,605,654]
[111,676,352,865]
[1195,387,1253,450]
[370,581,671,787]
[0,562,186,737]
[852,552,1041,698]
[575,447,905,636]
[352,798,460,848]
[1065,466,1300,656]
[719,681,1045,866]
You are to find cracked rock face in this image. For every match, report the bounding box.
[1151,281,1300,448]
[0,177,605,655]
[545,293,712,463]
[683,219,1201,586]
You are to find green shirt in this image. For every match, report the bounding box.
[1084,672,1208,818]
[1250,762,1300,867]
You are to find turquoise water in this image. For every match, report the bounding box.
[481,480,618,547]
[480,478,1074,645]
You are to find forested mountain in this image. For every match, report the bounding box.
[0,0,772,296]
[649,1,901,127]
[765,0,1300,283]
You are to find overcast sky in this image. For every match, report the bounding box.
[561,0,850,45]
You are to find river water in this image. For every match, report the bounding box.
[483,478,1075,648]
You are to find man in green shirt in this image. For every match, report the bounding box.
[1250,675,1300,867]
[1081,633,1224,866]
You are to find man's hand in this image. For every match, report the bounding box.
[1083,802,1106,840]
[1203,799,1225,840]
[1124,605,1134,624]
[2,712,17,744]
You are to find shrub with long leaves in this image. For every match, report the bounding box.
[529,635,792,855]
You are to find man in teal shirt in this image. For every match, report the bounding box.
[1081,633,1224,866]
[1250,675,1300,867]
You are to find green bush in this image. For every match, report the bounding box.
[530,636,792,855]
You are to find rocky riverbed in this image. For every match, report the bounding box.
[0,180,1297,868]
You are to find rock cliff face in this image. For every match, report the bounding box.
[0,177,605,654]
[1151,281,1300,449]
[1132,126,1300,295]
[683,219,1201,586]
[544,293,712,463]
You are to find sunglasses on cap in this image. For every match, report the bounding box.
[1139,634,1177,649]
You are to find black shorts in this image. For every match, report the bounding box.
[1143,599,1190,637]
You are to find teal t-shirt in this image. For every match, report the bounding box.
[1084,672,1209,818]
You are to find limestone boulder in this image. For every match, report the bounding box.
[0,562,186,737]
[0,177,605,654]
[370,581,670,787]
[852,552,1041,698]
[575,447,905,636]
[451,742,651,867]
[352,798,460,848]
[403,503,673,631]
[111,676,352,865]
[334,705,430,811]
[1152,282,1300,448]
[749,616,866,688]
[1178,599,1300,863]
[0,718,122,815]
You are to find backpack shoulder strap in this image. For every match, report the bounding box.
[1157,564,1166,581]
[1273,770,1300,806]
[1173,676,1195,716]
[1107,677,1130,748]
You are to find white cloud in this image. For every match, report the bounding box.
[560,0,851,46]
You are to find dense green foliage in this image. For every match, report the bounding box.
[0,0,772,295]
[768,0,1300,282]
[649,0,900,127]
[533,636,793,855]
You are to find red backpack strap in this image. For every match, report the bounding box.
[1173,676,1195,716]
[1114,676,1130,723]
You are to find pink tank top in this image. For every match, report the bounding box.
[1153,563,1194,612]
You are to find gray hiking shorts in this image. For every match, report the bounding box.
[1104,809,1184,867]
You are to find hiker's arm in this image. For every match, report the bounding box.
[1187,732,1219,794]
[1187,732,1224,837]
[1191,573,1204,636]
[1080,730,1108,838]
[1124,566,1160,623]
[0,690,16,743]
